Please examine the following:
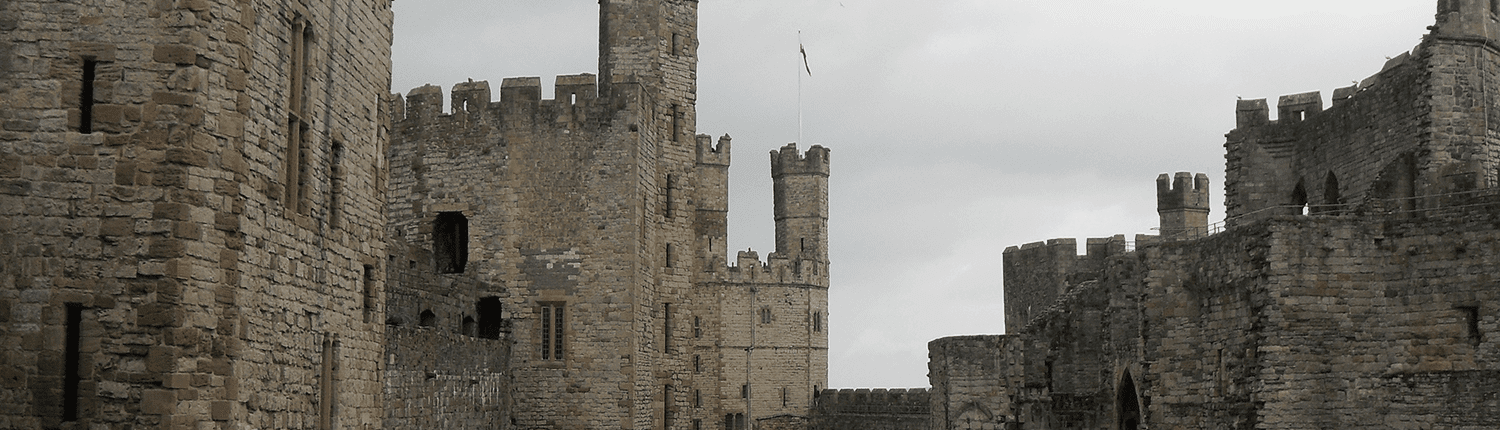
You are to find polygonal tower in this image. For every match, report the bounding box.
[773,144,831,263]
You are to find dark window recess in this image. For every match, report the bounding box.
[813,311,822,332]
[664,175,676,219]
[318,335,339,430]
[63,303,82,422]
[1460,306,1482,345]
[329,140,344,225]
[540,303,565,360]
[662,384,674,430]
[433,212,468,274]
[741,384,749,398]
[694,389,702,408]
[461,317,476,337]
[693,316,702,338]
[760,307,771,324]
[1290,181,1309,216]
[665,244,674,268]
[692,419,701,430]
[79,60,97,134]
[419,310,436,327]
[663,303,673,351]
[693,355,701,373]
[477,297,503,340]
[781,387,787,407]
[361,265,376,323]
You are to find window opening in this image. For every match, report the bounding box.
[63,303,82,421]
[79,59,97,134]
[693,315,702,338]
[1460,306,1482,345]
[318,334,339,430]
[665,244,674,268]
[663,303,673,351]
[462,317,476,337]
[694,389,702,408]
[1118,372,1142,430]
[664,174,676,219]
[671,105,681,142]
[433,212,469,274]
[361,264,376,323]
[760,307,771,324]
[692,419,701,430]
[663,384,674,430]
[540,302,565,361]
[329,140,344,225]
[285,18,312,214]
[1290,181,1309,216]
[781,386,787,407]
[693,355,701,373]
[1323,172,1341,213]
[477,297,503,340]
[419,310,435,327]
[813,311,822,332]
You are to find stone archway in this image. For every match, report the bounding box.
[1117,372,1142,430]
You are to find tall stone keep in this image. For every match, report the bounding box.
[1156,172,1210,239]
[382,1,831,429]
[0,0,395,429]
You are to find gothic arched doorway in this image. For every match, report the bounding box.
[1118,372,1141,430]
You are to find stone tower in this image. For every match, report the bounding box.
[773,144,832,263]
[382,1,830,429]
[0,0,395,429]
[1156,172,1210,239]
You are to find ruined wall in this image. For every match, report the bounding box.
[810,389,930,430]
[928,335,1016,430]
[384,325,509,429]
[0,0,394,429]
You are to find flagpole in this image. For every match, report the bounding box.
[798,30,804,145]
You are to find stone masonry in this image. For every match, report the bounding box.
[381,1,830,430]
[1,0,394,429]
[912,2,1500,429]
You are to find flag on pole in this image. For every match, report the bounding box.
[799,33,812,76]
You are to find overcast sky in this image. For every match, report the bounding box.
[391,0,1434,388]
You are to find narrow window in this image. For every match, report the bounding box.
[285,18,312,213]
[799,237,805,252]
[813,311,822,332]
[328,140,344,226]
[781,386,787,407]
[361,265,376,323]
[1323,172,1341,213]
[433,212,468,274]
[1460,306,1482,345]
[664,175,676,219]
[760,307,771,324]
[671,105,681,142]
[693,355,701,373]
[663,303,673,352]
[461,317,476,336]
[724,414,734,430]
[540,302,565,361]
[692,419,701,430]
[477,297,503,340]
[693,316,702,338]
[665,244,674,268]
[63,303,82,422]
[694,389,702,408]
[1045,360,1055,392]
[741,384,749,398]
[662,384,673,430]
[419,310,435,327]
[735,413,746,430]
[318,334,339,430]
[79,60,97,134]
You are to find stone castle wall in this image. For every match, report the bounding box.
[0,0,394,429]
[809,388,930,430]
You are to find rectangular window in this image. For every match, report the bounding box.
[63,303,82,422]
[692,419,701,430]
[741,384,749,399]
[663,303,673,352]
[318,334,338,430]
[434,212,468,274]
[79,60,97,134]
[781,386,787,407]
[693,316,702,338]
[361,265,376,323]
[285,18,311,213]
[540,302,565,361]
[694,388,701,408]
[693,355,700,373]
[1460,306,1482,345]
[664,175,676,219]
[760,307,771,324]
[477,297,503,340]
[813,311,822,332]
[662,384,673,430]
[328,140,344,225]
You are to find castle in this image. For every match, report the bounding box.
[0,0,826,429]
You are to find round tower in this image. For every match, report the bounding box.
[771,144,830,263]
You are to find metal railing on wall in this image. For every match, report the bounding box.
[1155,188,1500,242]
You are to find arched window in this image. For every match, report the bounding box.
[434,212,468,274]
[461,316,476,336]
[1323,172,1341,214]
[1118,372,1142,430]
[419,309,436,327]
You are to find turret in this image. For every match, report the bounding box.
[1157,172,1210,240]
[772,143,830,263]
[598,0,697,106]
[696,134,731,269]
[1431,0,1500,42]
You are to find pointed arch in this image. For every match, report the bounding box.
[1117,371,1142,430]
[1322,172,1341,214]
[1289,180,1309,215]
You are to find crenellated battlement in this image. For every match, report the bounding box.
[1234,48,1417,131]
[1157,172,1209,211]
[1002,235,1150,331]
[702,249,829,287]
[771,143,830,177]
[697,134,731,166]
[388,74,611,126]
